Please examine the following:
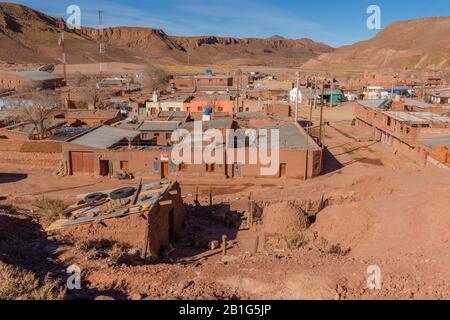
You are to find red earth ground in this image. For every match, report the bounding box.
[0,115,449,300]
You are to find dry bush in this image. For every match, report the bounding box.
[328,244,351,256]
[78,240,129,264]
[33,197,67,225]
[108,243,125,263]
[0,262,65,300]
[285,232,309,250]
[313,236,329,253]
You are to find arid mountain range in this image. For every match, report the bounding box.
[303,16,450,71]
[1,2,449,70]
[0,2,331,67]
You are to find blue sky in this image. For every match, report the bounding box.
[15,0,450,47]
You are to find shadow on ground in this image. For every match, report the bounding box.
[0,209,127,300]
[0,173,28,184]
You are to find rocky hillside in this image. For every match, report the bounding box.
[0,2,332,66]
[303,16,450,71]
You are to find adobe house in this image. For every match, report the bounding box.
[170,75,233,92]
[183,95,235,114]
[63,121,324,181]
[62,125,177,179]
[145,96,191,116]
[354,100,450,164]
[54,110,123,128]
[173,122,323,180]
[115,120,181,146]
[426,88,450,105]
[417,135,450,167]
[0,71,64,91]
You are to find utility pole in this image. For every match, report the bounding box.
[98,10,105,75]
[309,85,313,127]
[313,77,317,110]
[330,74,334,108]
[319,78,325,147]
[57,19,67,83]
[295,71,300,123]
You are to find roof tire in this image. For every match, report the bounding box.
[84,192,107,204]
[109,187,136,200]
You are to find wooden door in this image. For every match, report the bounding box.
[100,160,110,176]
[70,152,94,175]
[161,162,169,179]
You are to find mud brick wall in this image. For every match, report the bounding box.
[0,151,63,167]
[62,213,149,249]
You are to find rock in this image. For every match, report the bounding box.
[130,293,143,300]
[128,248,140,256]
[208,240,220,250]
[95,295,115,300]
[221,255,238,264]
[177,280,194,292]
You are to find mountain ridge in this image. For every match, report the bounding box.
[0,2,332,66]
[302,15,450,71]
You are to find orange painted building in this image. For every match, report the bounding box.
[183,96,235,114]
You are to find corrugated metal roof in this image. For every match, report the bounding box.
[179,120,234,130]
[382,111,431,124]
[138,121,180,131]
[357,99,391,109]
[236,112,262,120]
[418,135,450,149]
[68,125,140,149]
[15,71,64,81]
[403,99,432,109]
[158,111,189,117]
[383,111,450,124]
[412,112,450,123]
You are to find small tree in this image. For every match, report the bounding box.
[17,92,60,140]
[73,72,90,87]
[79,78,108,109]
[144,64,170,91]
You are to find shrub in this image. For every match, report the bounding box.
[0,262,65,300]
[33,197,67,225]
[285,232,309,249]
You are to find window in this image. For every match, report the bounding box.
[387,117,391,126]
[197,106,203,112]
[206,164,215,172]
[141,133,152,140]
[217,107,223,112]
[120,161,129,171]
